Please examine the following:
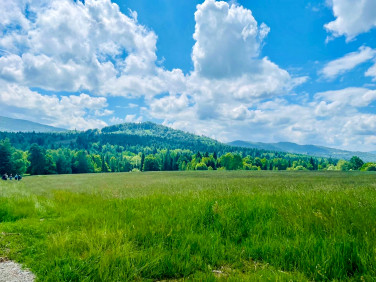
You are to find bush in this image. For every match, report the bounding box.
[196,162,208,170]
[361,163,376,171]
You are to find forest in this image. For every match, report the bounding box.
[0,122,374,175]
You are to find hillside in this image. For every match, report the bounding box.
[0,122,347,174]
[0,122,236,153]
[229,140,376,162]
[0,116,67,133]
[0,122,316,160]
[101,122,220,147]
[80,122,262,156]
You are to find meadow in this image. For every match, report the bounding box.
[0,171,375,281]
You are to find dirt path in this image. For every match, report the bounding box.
[0,261,35,282]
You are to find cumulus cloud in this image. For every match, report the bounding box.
[0,0,302,132]
[325,0,376,41]
[0,81,108,130]
[110,114,142,124]
[0,0,159,94]
[320,46,376,79]
[162,86,376,151]
[192,0,269,78]
[189,0,300,100]
[315,87,376,108]
[365,61,376,81]
[145,0,308,143]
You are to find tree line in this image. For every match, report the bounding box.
[1,138,373,176]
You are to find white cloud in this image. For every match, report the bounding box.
[320,46,376,79]
[0,81,108,130]
[0,0,298,101]
[149,94,190,119]
[156,85,376,151]
[145,0,307,143]
[315,87,376,108]
[192,0,269,78]
[365,61,376,81]
[110,114,142,124]
[0,0,159,94]
[325,0,376,41]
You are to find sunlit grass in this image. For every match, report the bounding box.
[1,171,376,281]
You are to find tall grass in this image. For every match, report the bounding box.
[0,171,375,280]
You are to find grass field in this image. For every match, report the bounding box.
[0,171,376,281]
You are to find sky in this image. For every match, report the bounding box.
[0,0,376,151]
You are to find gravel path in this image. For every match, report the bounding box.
[0,261,35,282]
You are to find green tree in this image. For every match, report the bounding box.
[119,157,132,172]
[73,151,94,173]
[92,154,102,173]
[11,150,28,175]
[140,153,145,171]
[195,162,208,170]
[143,155,160,171]
[254,157,262,169]
[109,156,118,172]
[349,156,364,170]
[220,153,243,170]
[309,157,316,170]
[28,144,46,175]
[55,150,72,174]
[360,162,376,171]
[220,153,234,170]
[195,152,202,163]
[0,139,12,175]
[45,153,57,174]
[336,159,350,171]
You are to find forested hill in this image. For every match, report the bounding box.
[0,122,260,156]
[0,116,67,133]
[101,122,221,148]
[2,121,373,175]
[229,140,376,162]
[102,122,217,143]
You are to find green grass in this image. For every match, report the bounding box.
[0,171,376,281]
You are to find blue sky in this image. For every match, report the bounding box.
[0,0,376,151]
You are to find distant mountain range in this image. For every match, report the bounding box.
[228,140,376,162]
[0,116,67,133]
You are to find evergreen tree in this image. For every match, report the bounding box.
[309,157,315,170]
[140,153,145,172]
[213,152,217,160]
[349,156,364,170]
[195,152,202,163]
[74,151,93,173]
[56,153,72,174]
[0,139,12,175]
[101,155,109,172]
[28,144,46,175]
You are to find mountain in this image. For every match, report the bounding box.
[93,122,241,154]
[0,116,67,133]
[1,122,316,163]
[228,140,376,162]
[101,122,220,146]
[0,121,231,153]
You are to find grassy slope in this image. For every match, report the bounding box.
[0,171,376,281]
